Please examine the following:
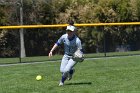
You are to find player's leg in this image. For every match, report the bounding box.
[59,55,69,86]
[64,59,77,80]
[68,68,75,80]
[60,55,69,73]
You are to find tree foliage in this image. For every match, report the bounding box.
[0,0,140,57]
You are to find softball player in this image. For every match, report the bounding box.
[48,25,83,86]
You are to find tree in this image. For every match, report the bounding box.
[0,0,140,57]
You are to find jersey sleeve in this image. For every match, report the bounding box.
[56,35,64,46]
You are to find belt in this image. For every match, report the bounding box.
[65,53,73,56]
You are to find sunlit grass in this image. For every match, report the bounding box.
[0,56,140,93]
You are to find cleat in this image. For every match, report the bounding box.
[59,81,64,86]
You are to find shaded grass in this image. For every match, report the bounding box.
[0,56,140,93]
[0,57,19,64]
[0,51,140,64]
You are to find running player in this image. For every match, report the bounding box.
[48,25,83,86]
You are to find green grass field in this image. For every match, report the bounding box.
[0,55,140,93]
[0,51,140,64]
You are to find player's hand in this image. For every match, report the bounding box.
[49,51,53,58]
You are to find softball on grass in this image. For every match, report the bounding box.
[36,75,42,80]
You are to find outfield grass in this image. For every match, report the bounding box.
[0,50,139,64]
[0,55,140,93]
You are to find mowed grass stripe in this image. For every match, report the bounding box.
[0,56,140,93]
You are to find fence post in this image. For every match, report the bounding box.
[103,27,106,57]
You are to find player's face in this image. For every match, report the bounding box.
[67,30,74,38]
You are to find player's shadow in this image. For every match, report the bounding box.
[66,82,92,86]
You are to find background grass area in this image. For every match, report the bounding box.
[0,55,140,93]
[0,51,140,64]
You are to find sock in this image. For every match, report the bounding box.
[69,69,74,74]
[61,75,67,83]
[61,72,68,83]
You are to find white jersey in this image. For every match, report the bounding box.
[56,34,82,55]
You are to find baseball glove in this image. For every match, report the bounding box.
[73,49,84,62]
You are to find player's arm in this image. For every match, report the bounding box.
[48,43,58,57]
[48,35,63,57]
